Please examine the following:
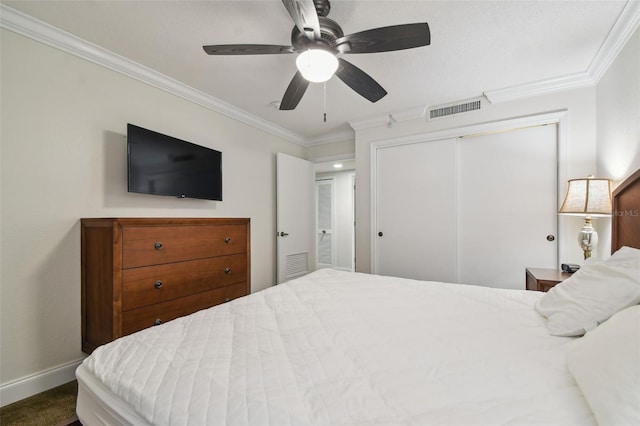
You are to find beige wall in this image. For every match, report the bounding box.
[596,26,640,254]
[306,139,355,162]
[0,30,304,387]
[596,26,640,182]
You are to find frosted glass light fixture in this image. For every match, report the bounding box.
[296,49,338,83]
[559,176,613,259]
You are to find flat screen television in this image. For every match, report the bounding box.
[127,124,222,201]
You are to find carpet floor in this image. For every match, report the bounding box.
[0,380,79,426]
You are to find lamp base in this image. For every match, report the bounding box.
[578,217,598,259]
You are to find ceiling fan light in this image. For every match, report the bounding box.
[296,49,338,83]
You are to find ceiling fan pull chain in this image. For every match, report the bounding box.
[323,81,327,123]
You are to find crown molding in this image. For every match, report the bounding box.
[305,129,356,146]
[483,72,594,104]
[588,0,640,83]
[343,0,638,131]
[3,1,637,141]
[485,0,640,104]
[0,4,307,146]
[356,0,638,124]
[348,114,390,132]
[348,106,426,131]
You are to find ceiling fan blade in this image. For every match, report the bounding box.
[335,23,430,54]
[280,71,310,110]
[281,0,321,40]
[335,59,387,103]
[203,44,295,55]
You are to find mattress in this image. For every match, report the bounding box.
[76,268,595,425]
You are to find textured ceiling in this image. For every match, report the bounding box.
[2,0,631,144]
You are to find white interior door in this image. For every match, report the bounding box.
[316,179,335,269]
[373,124,558,289]
[375,139,457,282]
[276,153,316,284]
[457,124,558,288]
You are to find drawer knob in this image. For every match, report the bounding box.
[154,241,163,250]
[154,319,163,326]
[224,267,232,274]
[224,237,231,244]
[154,280,164,289]
[224,298,231,303]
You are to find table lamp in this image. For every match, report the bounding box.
[559,176,613,259]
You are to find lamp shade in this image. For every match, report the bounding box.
[559,177,613,216]
[296,49,338,83]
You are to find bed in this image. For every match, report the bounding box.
[76,169,640,426]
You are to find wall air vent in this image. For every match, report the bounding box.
[285,252,309,280]
[428,98,483,120]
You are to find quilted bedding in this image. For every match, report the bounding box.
[80,269,595,425]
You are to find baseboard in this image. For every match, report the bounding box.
[0,357,85,407]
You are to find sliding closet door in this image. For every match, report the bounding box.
[375,139,457,282]
[373,122,558,289]
[457,124,558,288]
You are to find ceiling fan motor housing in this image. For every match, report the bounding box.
[313,0,331,18]
[291,16,344,52]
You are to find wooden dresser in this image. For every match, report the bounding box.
[81,217,250,354]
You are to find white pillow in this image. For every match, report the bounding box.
[566,305,640,426]
[535,246,640,336]
[608,245,640,263]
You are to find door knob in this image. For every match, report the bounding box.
[279,232,289,237]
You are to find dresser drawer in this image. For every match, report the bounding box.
[122,224,247,268]
[122,254,247,311]
[121,282,247,336]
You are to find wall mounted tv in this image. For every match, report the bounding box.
[127,124,222,201]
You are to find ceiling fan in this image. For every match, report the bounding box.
[203,0,430,110]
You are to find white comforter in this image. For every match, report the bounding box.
[82,269,595,425]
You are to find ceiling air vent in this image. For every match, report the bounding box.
[428,98,483,120]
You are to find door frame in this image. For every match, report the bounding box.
[350,172,356,271]
[313,156,356,272]
[315,177,337,269]
[369,110,569,275]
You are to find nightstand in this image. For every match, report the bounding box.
[525,267,573,292]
